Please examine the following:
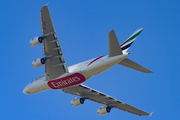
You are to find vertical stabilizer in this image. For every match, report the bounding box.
[108,30,122,57]
[120,28,143,53]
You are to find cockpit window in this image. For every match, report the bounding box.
[31,75,45,83]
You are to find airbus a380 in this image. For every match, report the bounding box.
[23,5,153,116]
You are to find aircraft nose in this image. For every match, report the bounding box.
[23,86,31,94]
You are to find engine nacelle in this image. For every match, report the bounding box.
[32,58,47,68]
[71,98,85,107]
[97,106,111,115]
[29,36,45,47]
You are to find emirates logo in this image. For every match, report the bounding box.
[47,73,86,89]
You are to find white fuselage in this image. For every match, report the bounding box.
[23,53,129,94]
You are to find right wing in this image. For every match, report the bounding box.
[40,6,68,81]
[62,84,150,116]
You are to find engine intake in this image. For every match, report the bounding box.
[71,98,85,107]
[29,36,46,47]
[97,106,111,115]
[32,57,48,68]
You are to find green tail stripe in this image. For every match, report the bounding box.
[125,29,143,44]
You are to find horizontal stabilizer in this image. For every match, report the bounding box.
[118,58,152,73]
[108,30,122,57]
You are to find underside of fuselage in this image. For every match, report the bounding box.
[23,54,129,94]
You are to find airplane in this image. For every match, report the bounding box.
[23,5,153,116]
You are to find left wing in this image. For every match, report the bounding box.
[62,85,150,116]
[40,6,68,81]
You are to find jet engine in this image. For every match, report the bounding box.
[97,106,111,115]
[71,98,85,107]
[32,57,48,68]
[29,36,46,47]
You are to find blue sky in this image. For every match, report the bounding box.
[0,0,180,120]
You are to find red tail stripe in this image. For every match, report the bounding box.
[120,39,128,47]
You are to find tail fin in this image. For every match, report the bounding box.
[120,28,143,53]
